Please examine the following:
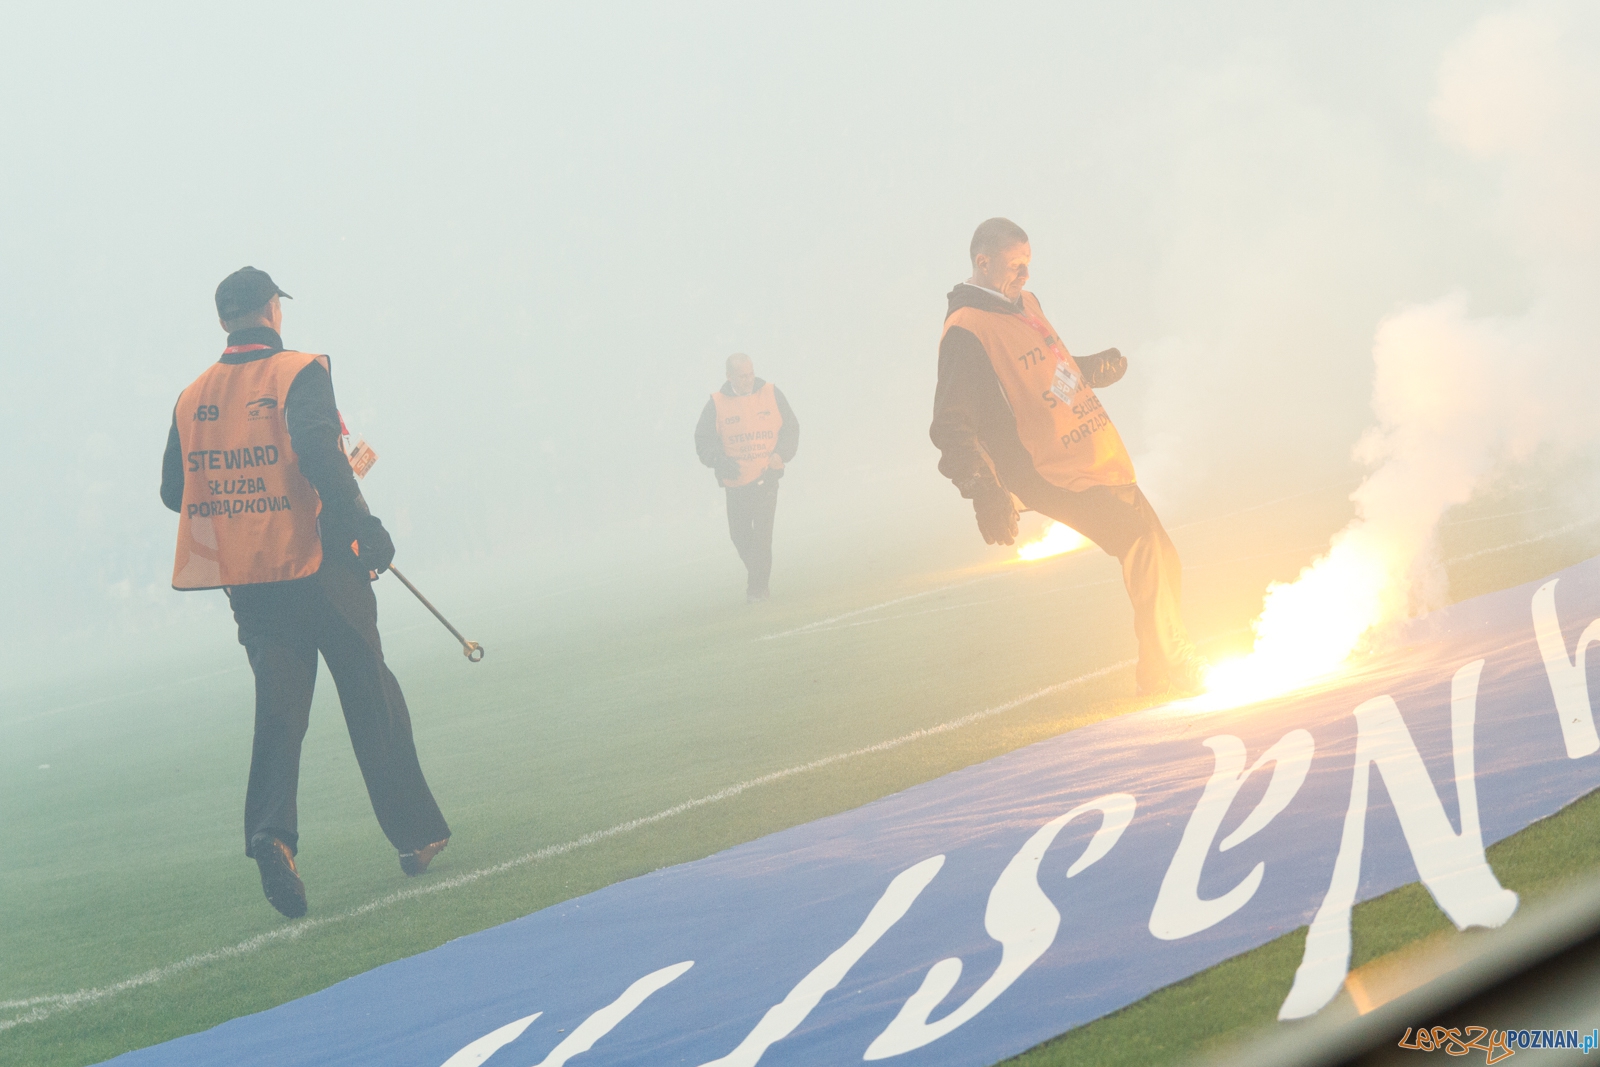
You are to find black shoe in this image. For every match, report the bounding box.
[399,837,449,877]
[251,834,307,918]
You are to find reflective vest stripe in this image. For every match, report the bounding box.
[943,292,1135,492]
[171,351,328,589]
[712,383,783,488]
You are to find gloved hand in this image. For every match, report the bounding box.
[715,456,742,483]
[1081,347,1127,388]
[352,514,396,573]
[972,486,1018,546]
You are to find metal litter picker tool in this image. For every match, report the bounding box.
[339,425,481,661]
[387,566,485,662]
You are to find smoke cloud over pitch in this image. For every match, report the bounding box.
[1222,1,1600,687]
[0,2,1587,689]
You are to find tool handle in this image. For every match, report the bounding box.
[387,565,485,661]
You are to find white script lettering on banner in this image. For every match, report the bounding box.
[1531,578,1600,759]
[1148,730,1315,941]
[1278,660,1518,1019]
[864,794,1138,1060]
[696,856,945,1067]
[440,961,693,1067]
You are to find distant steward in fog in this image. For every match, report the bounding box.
[160,267,451,919]
[695,353,800,602]
[930,218,1206,696]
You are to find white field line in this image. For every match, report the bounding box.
[2,666,248,731]
[1441,504,1563,526]
[784,543,1338,641]
[1443,514,1600,563]
[1165,481,1354,533]
[761,484,1356,644]
[794,578,1126,637]
[782,512,1600,646]
[0,658,1133,1032]
[757,572,1009,641]
[1183,544,1339,572]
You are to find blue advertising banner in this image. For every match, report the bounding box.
[106,557,1600,1067]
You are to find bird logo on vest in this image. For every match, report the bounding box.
[247,396,279,420]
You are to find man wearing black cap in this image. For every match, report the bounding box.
[160,267,451,918]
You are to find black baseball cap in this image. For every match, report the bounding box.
[215,267,292,319]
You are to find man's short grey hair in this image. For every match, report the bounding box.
[969,217,1029,264]
[726,352,753,374]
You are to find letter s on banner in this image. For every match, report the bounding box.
[1278,660,1517,1020]
[864,794,1136,1060]
[1531,578,1600,759]
[1148,730,1315,941]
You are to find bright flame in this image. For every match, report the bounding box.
[1178,289,1515,711]
[1017,521,1090,561]
[1172,9,1600,714]
[1186,516,1414,711]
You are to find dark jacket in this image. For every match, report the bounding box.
[929,284,1126,500]
[694,379,801,486]
[161,326,370,566]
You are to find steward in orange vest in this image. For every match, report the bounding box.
[695,353,800,601]
[160,267,450,918]
[930,218,1206,697]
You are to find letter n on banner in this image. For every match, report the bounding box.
[1278,660,1518,1020]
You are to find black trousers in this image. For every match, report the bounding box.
[227,563,450,858]
[1017,482,1194,691]
[726,478,780,594]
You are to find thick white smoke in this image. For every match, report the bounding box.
[1207,1,1600,702]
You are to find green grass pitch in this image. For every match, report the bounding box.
[5,480,1599,1066]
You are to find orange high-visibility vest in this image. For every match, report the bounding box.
[944,292,1135,492]
[712,382,783,487]
[171,350,329,589]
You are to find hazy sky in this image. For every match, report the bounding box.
[3,0,1566,687]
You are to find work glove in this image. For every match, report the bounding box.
[971,485,1018,546]
[714,456,742,483]
[352,514,396,574]
[1080,347,1127,388]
